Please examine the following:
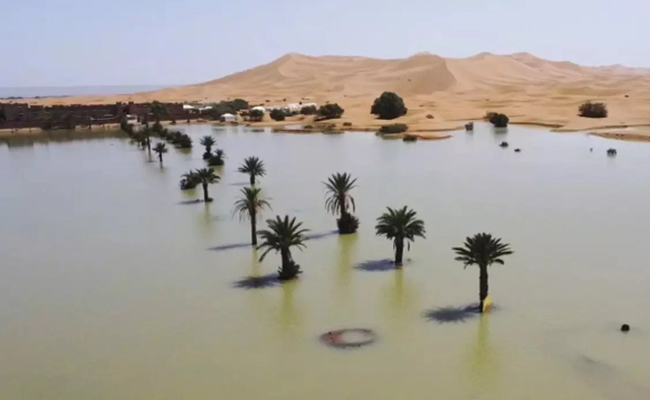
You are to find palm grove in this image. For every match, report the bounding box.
[189,140,512,312]
[120,95,514,313]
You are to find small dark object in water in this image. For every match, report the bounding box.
[499,141,509,148]
[621,324,630,332]
[320,328,377,349]
[465,122,474,131]
[514,148,521,152]
[607,148,617,156]
[590,148,593,152]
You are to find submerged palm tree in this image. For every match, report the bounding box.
[141,126,153,157]
[131,131,147,149]
[180,170,199,190]
[257,215,309,280]
[324,172,359,234]
[375,206,426,266]
[233,187,271,246]
[452,233,513,313]
[153,142,168,166]
[194,168,220,202]
[238,156,266,186]
[200,135,216,160]
[208,148,226,166]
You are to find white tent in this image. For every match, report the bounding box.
[220,113,236,122]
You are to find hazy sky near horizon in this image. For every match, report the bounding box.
[2,0,648,87]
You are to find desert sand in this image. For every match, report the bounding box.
[16,52,650,139]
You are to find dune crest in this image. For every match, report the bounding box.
[18,52,650,135]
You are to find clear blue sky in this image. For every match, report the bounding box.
[2,0,648,87]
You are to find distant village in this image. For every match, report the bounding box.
[0,99,320,130]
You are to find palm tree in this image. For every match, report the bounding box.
[141,126,153,157]
[200,135,216,160]
[150,100,169,123]
[194,168,220,202]
[238,156,266,186]
[324,172,359,234]
[131,131,146,149]
[153,143,168,166]
[179,170,199,190]
[257,215,309,280]
[452,233,513,313]
[233,187,271,246]
[208,149,226,166]
[375,206,426,266]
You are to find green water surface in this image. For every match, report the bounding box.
[1,124,648,400]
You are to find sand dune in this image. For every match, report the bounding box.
[20,52,650,135]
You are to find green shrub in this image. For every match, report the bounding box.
[483,111,497,121]
[300,105,317,115]
[270,109,286,121]
[371,92,407,120]
[489,113,509,128]
[379,123,408,134]
[152,121,163,134]
[249,109,264,122]
[579,101,608,118]
[176,134,192,148]
[317,104,345,120]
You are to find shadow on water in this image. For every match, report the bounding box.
[209,242,252,252]
[304,230,338,241]
[232,273,280,289]
[355,258,411,272]
[422,304,482,323]
[209,230,337,253]
[177,199,202,205]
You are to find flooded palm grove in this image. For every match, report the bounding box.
[1,123,649,400]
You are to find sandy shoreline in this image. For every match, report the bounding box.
[4,52,650,141]
[3,117,650,142]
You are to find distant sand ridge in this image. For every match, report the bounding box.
[25,52,650,138]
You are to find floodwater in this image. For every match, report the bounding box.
[1,124,649,400]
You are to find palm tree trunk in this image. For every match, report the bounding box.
[394,238,404,266]
[250,174,255,186]
[479,265,489,313]
[250,211,257,246]
[202,183,209,202]
[279,248,291,279]
[146,137,151,158]
[158,153,163,166]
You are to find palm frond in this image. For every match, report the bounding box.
[256,215,309,262]
[238,156,266,176]
[452,232,514,269]
[232,187,271,222]
[199,135,216,148]
[323,172,358,215]
[375,206,426,241]
[194,168,220,185]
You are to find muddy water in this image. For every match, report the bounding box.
[0,124,648,400]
